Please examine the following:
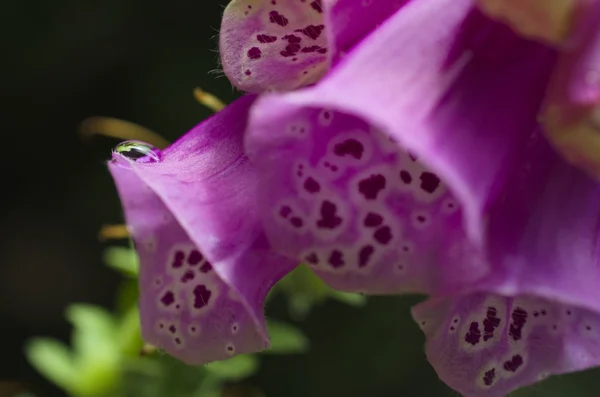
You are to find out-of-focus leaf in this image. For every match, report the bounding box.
[204,355,259,381]
[265,321,309,355]
[66,304,123,396]
[66,304,119,360]
[118,305,143,356]
[26,338,77,392]
[103,246,139,277]
[115,279,139,315]
[329,291,367,307]
[275,265,329,320]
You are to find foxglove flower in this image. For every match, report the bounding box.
[219,0,407,92]
[108,95,296,365]
[220,0,600,395]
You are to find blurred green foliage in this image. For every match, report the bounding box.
[26,246,365,397]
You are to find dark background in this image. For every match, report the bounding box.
[2,1,599,396]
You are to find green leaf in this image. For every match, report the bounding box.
[65,304,123,396]
[329,291,367,307]
[265,321,309,355]
[103,246,139,277]
[115,279,139,315]
[26,338,77,392]
[66,304,119,360]
[117,305,143,356]
[275,265,329,320]
[204,355,259,381]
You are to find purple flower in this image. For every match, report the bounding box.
[108,95,296,365]
[220,0,600,395]
[219,0,408,92]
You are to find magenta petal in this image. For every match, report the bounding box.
[220,0,329,92]
[411,136,600,396]
[269,0,557,248]
[326,0,408,63]
[108,95,296,364]
[413,291,600,397]
[246,100,489,294]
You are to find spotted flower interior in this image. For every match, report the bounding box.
[220,0,330,92]
[414,293,600,397]
[247,104,489,294]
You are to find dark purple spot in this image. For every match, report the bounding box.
[269,10,289,26]
[283,34,301,43]
[160,291,175,306]
[200,262,213,273]
[483,306,501,342]
[174,337,182,345]
[399,170,412,184]
[483,368,496,386]
[279,205,292,218]
[373,226,392,245]
[509,307,528,341]
[181,270,196,283]
[502,355,524,373]
[159,323,164,329]
[363,212,383,227]
[280,34,302,57]
[358,245,375,268]
[301,45,325,53]
[294,24,324,40]
[190,326,197,333]
[541,310,547,316]
[227,345,234,352]
[305,252,319,265]
[333,138,364,160]
[328,250,345,268]
[257,34,277,43]
[172,251,185,268]
[245,69,252,76]
[303,177,321,193]
[290,216,304,228]
[247,47,262,60]
[188,250,203,265]
[316,200,342,229]
[168,325,177,334]
[193,285,212,309]
[310,0,322,12]
[358,174,386,200]
[420,172,440,194]
[464,321,481,346]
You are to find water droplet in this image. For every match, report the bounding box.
[113,140,160,163]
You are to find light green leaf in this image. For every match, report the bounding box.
[265,321,309,355]
[275,265,329,320]
[329,291,367,307]
[66,304,119,360]
[117,305,143,356]
[204,355,259,381]
[103,246,139,277]
[26,338,77,392]
[65,304,123,396]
